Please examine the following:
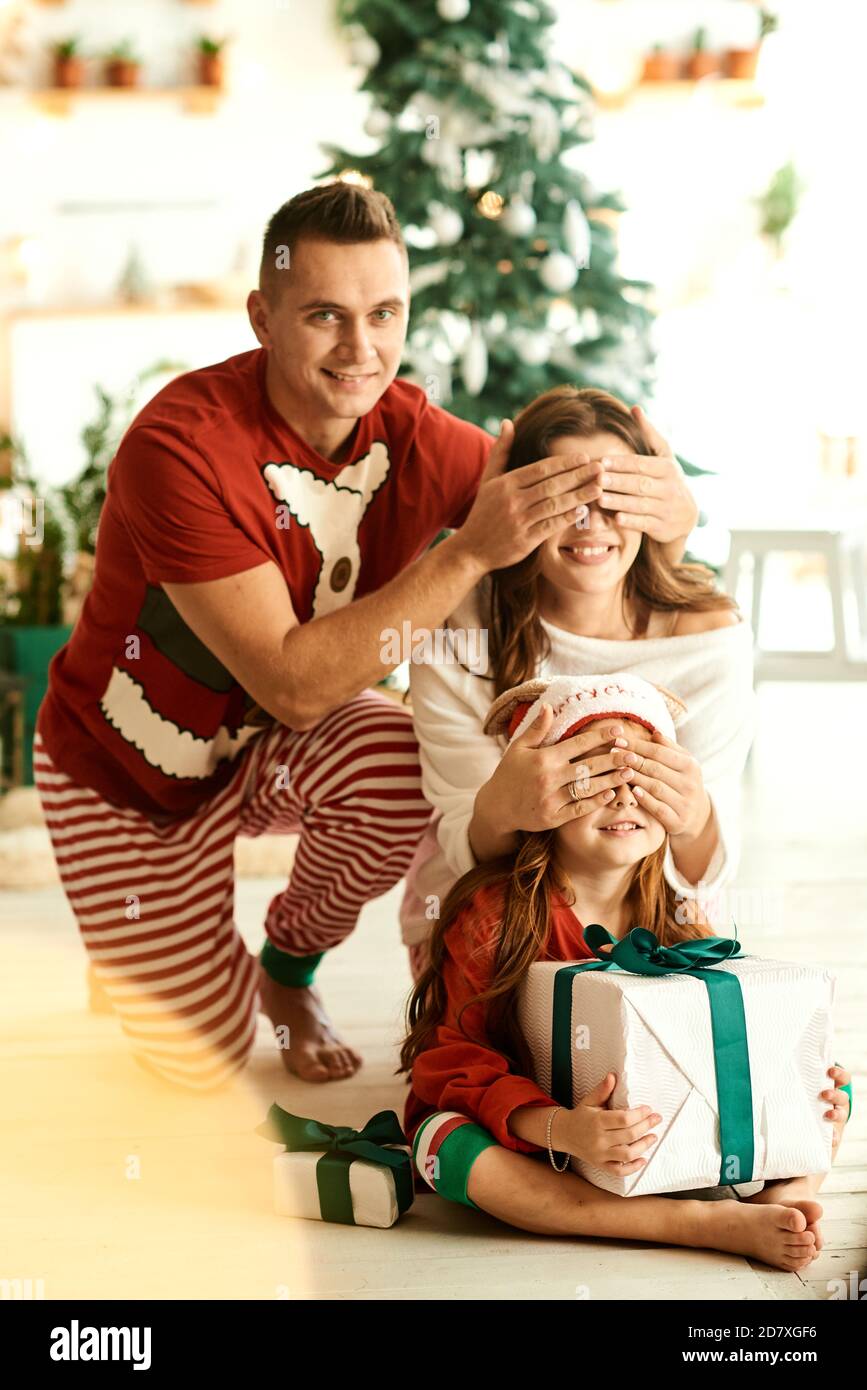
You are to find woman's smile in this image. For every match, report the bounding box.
[558,538,620,566]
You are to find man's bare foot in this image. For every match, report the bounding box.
[257,965,362,1082]
[742,1176,825,1251]
[689,1197,820,1272]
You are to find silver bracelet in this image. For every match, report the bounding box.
[546,1106,570,1172]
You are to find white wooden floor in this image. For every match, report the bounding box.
[2,684,865,1301]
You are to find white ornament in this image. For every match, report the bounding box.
[538,252,579,293]
[348,34,380,68]
[529,101,560,161]
[563,200,592,268]
[428,203,464,246]
[516,330,551,365]
[437,0,470,20]
[500,197,537,236]
[487,311,508,335]
[363,108,391,139]
[461,322,488,396]
[464,148,497,188]
[420,135,464,190]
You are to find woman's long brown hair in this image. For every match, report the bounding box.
[399,829,715,1078]
[488,386,736,696]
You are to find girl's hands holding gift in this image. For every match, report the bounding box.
[822,1065,851,1158]
[554,1072,662,1176]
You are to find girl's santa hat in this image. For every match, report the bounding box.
[483,672,687,748]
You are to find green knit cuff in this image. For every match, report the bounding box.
[260,940,324,988]
[834,1062,853,1124]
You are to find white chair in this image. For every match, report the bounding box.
[724,518,867,683]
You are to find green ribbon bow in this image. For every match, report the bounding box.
[552,924,754,1186]
[257,1105,414,1225]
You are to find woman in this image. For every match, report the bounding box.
[400,386,754,973]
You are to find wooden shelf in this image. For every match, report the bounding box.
[30,86,224,117]
[595,78,764,110]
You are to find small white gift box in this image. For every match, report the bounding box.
[272,1147,412,1228]
[259,1106,414,1228]
[518,953,836,1196]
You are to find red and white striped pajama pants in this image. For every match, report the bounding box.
[33,690,433,1090]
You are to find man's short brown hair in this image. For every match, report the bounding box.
[259,181,407,298]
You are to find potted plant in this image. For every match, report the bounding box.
[686,27,719,81]
[641,43,680,83]
[104,39,141,89]
[0,361,186,784]
[51,37,85,90]
[725,7,778,80]
[196,35,228,88]
[756,161,804,258]
[0,434,71,786]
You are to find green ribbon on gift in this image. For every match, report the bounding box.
[256,1105,414,1225]
[552,924,755,1186]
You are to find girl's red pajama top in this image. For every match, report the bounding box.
[405,882,597,1154]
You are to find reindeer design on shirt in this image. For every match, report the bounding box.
[262,442,392,619]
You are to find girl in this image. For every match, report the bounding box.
[400,674,852,1272]
[401,387,753,974]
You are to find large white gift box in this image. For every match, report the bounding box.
[272,1147,411,1228]
[518,955,836,1196]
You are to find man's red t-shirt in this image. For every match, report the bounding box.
[37,348,492,818]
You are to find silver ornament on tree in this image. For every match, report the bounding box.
[500,197,536,236]
[363,108,391,138]
[461,322,488,397]
[514,329,551,365]
[428,202,464,247]
[538,251,579,293]
[437,0,471,20]
[463,148,497,188]
[348,32,380,68]
[563,200,592,268]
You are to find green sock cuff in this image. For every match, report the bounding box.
[260,940,324,988]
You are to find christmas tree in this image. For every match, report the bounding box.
[322,0,656,432]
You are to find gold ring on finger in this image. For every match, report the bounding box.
[568,780,584,802]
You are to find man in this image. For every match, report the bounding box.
[35,181,696,1089]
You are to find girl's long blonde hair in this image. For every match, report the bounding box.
[399,831,713,1077]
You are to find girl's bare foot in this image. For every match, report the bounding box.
[693,1197,820,1271]
[742,1177,825,1251]
[257,966,362,1082]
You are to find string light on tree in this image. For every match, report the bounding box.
[337,168,373,188]
[476,190,504,219]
